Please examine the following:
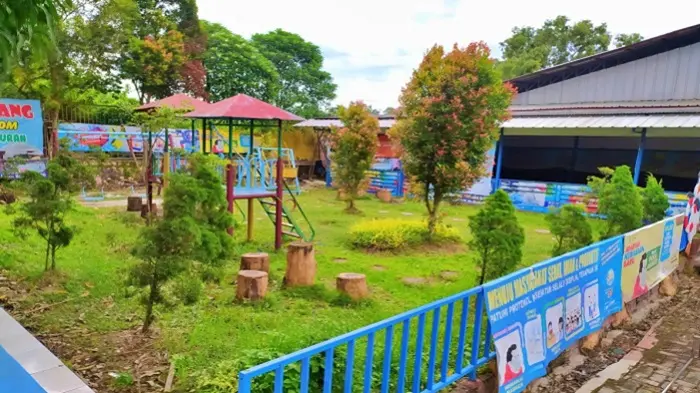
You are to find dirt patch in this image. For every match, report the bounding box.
[372,265,387,271]
[333,258,347,263]
[535,228,551,234]
[440,270,459,281]
[402,277,431,286]
[413,242,466,255]
[1,270,168,393]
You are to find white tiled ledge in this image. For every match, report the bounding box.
[0,307,95,393]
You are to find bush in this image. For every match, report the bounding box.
[588,166,643,238]
[546,204,594,257]
[349,218,461,251]
[173,273,203,305]
[469,190,525,285]
[642,174,669,223]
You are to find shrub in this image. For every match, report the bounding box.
[469,190,525,285]
[173,273,203,305]
[587,166,643,239]
[349,218,461,251]
[642,174,669,223]
[546,204,594,257]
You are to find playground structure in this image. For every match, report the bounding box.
[181,94,314,249]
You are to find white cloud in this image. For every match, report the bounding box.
[197,0,700,110]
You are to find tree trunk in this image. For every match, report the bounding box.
[236,270,268,300]
[142,275,157,333]
[284,241,317,287]
[427,193,442,238]
[240,252,270,273]
[51,246,56,270]
[479,251,488,285]
[336,273,369,300]
[44,239,50,272]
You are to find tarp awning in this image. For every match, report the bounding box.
[502,114,700,129]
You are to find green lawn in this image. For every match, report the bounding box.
[0,188,556,389]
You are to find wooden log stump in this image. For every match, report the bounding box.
[236,270,268,300]
[376,188,392,203]
[140,203,158,218]
[659,275,677,297]
[127,196,143,212]
[285,241,317,286]
[336,273,368,300]
[240,252,270,273]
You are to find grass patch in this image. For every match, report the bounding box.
[0,188,556,391]
[348,218,461,251]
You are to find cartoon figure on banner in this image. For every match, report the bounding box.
[633,253,649,298]
[494,328,525,387]
[681,171,700,254]
[504,344,524,383]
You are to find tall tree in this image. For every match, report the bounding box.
[0,0,139,156]
[0,0,68,73]
[251,29,337,118]
[202,21,279,102]
[394,42,515,236]
[122,30,187,104]
[498,16,643,79]
[330,102,379,213]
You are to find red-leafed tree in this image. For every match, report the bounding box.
[331,102,379,213]
[393,42,516,237]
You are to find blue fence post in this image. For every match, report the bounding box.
[412,313,426,393]
[633,128,647,185]
[397,320,410,393]
[469,290,485,380]
[492,128,504,194]
[325,146,332,187]
[381,326,394,393]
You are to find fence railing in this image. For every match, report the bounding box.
[239,286,494,393]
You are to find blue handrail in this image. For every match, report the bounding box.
[239,286,494,393]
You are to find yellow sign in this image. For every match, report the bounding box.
[621,215,683,302]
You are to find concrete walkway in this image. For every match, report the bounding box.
[0,308,93,393]
[580,281,700,393]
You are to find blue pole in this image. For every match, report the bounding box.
[633,128,647,185]
[492,128,504,194]
[325,145,332,187]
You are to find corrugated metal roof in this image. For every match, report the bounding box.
[502,114,700,129]
[294,118,396,129]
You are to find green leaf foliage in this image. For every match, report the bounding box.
[130,152,233,331]
[330,102,379,213]
[394,42,515,236]
[587,165,643,239]
[546,204,593,257]
[641,174,669,223]
[497,15,643,79]
[251,29,337,118]
[469,190,524,285]
[12,148,91,271]
[202,21,279,102]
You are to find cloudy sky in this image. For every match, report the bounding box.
[197,0,699,110]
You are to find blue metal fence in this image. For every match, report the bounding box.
[239,286,494,393]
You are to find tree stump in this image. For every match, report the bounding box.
[127,196,143,212]
[236,270,268,300]
[140,203,158,218]
[376,189,392,203]
[285,241,317,286]
[659,276,677,297]
[336,273,368,300]
[240,252,270,273]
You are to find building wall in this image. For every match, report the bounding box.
[513,42,700,105]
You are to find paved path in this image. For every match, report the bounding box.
[587,279,700,393]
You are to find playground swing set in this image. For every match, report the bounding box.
[145,94,315,250]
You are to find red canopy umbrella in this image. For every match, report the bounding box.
[184,94,302,120]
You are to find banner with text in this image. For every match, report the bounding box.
[0,98,45,176]
[483,237,624,393]
[622,215,683,302]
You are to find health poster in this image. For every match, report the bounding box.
[483,237,623,393]
[622,215,683,302]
